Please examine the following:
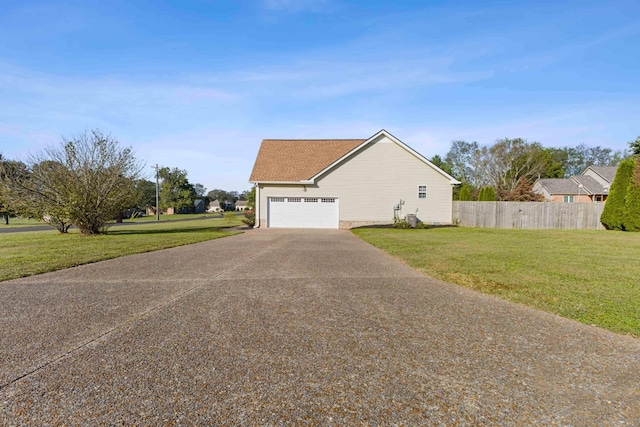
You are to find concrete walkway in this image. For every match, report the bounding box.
[1,229,638,425]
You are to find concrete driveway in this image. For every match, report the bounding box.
[1,229,638,425]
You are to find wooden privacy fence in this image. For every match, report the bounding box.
[452,201,606,230]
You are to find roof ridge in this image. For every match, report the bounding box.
[261,138,366,141]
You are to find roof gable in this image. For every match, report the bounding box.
[583,166,617,185]
[572,175,607,195]
[249,129,460,185]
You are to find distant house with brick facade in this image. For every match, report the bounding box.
[533,166,617,203]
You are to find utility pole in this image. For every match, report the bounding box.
[154,164,160,221]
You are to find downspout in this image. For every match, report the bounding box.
[255,184,261,228]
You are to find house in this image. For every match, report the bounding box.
[248,129,460,229]
[194,199,206,214]
[533,166,617,203]
[235,200,249,211]
[207,200,222,213]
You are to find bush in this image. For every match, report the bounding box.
[478,186,497,201]
[458,184,472,201]
[393,217,411,228]
[623,158,640,231]
[601,158,635,230]
[224,211,235,222]
[242,210,255,228]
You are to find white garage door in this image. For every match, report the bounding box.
[268,197,339,229]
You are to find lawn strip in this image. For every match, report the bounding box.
[0,217,242,282]
[352,227,640,337]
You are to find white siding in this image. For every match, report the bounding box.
[258,134,454,227]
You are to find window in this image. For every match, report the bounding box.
[321,198,336,203]
[418,185,427,199]
[305,198,318,203]
[594,195,604,202]
[288,197,302,202]
[271,197,285,203]
[564,195,574,203]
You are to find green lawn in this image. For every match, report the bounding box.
[1,217,46,228]
[0,213,226,227]
[353,227,640,337]
[0,217,242,282]
[126,213,224,222]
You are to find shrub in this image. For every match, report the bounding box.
[478,186,496,201]
[458,184,472,201]
[601,158,635,230]
[393,217,411,228]
[623,158,640,231]
[242,210,255,228]
[224,211,235,222]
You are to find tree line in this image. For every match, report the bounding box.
[0,130,251,234]
[431,137,636,201]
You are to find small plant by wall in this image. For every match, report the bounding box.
[242,210,256,228]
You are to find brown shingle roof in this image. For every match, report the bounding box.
[586,166,617,184]
[249,139,366,182]
[537,178,582,195]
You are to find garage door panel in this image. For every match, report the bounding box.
[268,197,338,228]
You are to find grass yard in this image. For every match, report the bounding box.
[353,227,640,337]
[0,217,242,282]
[0,213,228,227]
[127,213,225,222]
[1,217,46,228]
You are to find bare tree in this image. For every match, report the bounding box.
[4,130,144,234]
[484,138,549,197]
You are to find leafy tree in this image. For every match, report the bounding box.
[478,186,496,201]
[630,136,640,156]
[0,155,30,224]
[483,138,552,199]
[502,178,545,202]
[134,179,157,211]
[444,140,482,184]
[429,154,453,176]
[2,130,143,234]
[444,139,563,198]
[623,158,640,231]
[246,187,256,209]
[551,144,625,177]
[601,158,635,230]
[193,183,207,198]
[537,148,565,178]
[158,167,196,213]
[458,184,472,201]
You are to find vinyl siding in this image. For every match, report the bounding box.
[258,134,454,227]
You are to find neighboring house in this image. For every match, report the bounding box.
[235,200,249,211]
[249,129,460,229]
[207,200,222,213]
[533,166,617,203]
[194,199,206,214]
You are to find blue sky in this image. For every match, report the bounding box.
[1,0,639,192]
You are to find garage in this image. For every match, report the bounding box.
[268,197,339,229]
